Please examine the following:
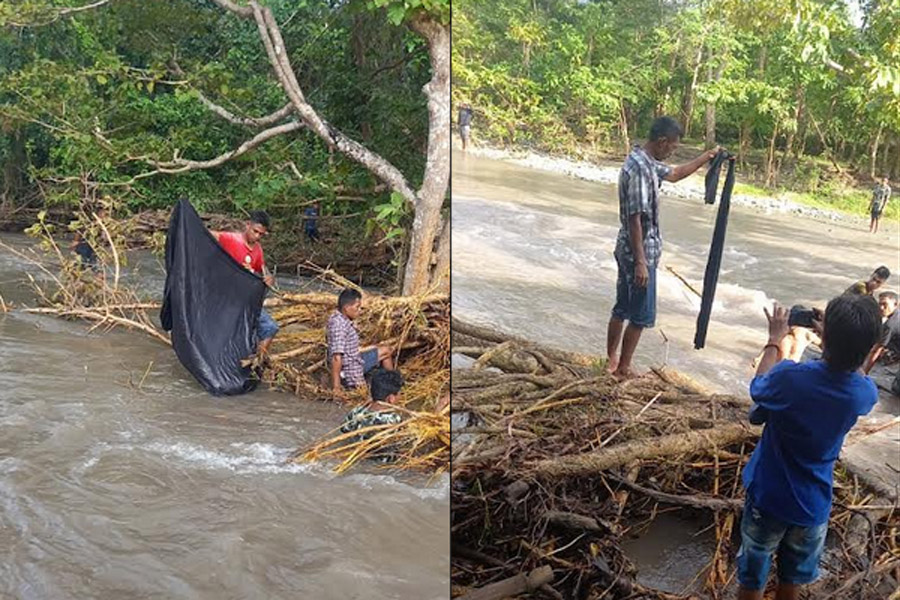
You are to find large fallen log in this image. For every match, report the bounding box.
[529,423,757,477]
[456,565,554,600]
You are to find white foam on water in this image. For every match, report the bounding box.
[345,472,450,501]
[142,440,320,475]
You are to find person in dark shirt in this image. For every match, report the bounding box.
[739,295,881,600]
[843,265,890,296]
[69,206,109,271]
[863,290,900,373]
[458,103,473,151]
[303,202,320,241]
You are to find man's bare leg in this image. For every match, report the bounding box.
[259,336,274,356]
[613,323,644,379]
[737,587,764,600]
[377,344,394,370]
[874,216,879,233]
[606,317,626,373]
[774,583,800,600]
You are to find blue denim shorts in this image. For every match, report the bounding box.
[736,497,828,590]
[257,309,279,341]
[361,348,379,373]
[611,259,657,328]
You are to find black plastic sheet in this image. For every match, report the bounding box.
[160,198,265,395]
[694,151,735,349]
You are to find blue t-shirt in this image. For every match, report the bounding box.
[743,359,877,526]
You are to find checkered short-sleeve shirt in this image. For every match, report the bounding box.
[326,311,365,387]
[614,145,672,268]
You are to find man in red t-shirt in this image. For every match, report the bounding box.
[210,211,279,357]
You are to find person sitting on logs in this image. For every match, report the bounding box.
[862,290,900,374]
[326,288,394,398]
[739,296,882,600]
[209,210,279,359]
[843,265,890,296]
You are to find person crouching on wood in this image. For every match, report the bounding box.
[209,210,279,359]
[327,288,395,398]
[738,296,882,600]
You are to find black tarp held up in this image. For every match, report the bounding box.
[694,151,736,350]
[160,198,266,395]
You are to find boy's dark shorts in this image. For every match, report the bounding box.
[611,257,657,328]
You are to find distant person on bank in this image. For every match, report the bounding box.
[606,116,720,379]
[209,210,279,358]
[739,296,881,600]
[458,103,473,151]
[869,176,891,234]
[326,288,395,397]
[843,265,890,296]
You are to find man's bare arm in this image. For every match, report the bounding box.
[664,147,719,183]
[331,354,343,393]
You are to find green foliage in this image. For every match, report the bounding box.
[454,0,900,190]
[1,0,434,267]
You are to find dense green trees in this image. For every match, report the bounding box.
[1,0,449,293]
[453,0,900,192]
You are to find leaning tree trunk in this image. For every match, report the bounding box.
[402,14,450,296]
[211,1,449,296]
[682,45,703,137]
[870,123,884,179]
[704,61,717,148]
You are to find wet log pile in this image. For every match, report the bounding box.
[451,318,900,600]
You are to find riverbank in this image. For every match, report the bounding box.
[457,138,898,228]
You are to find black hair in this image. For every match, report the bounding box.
[369,367,404,402]
[879,290,899,303]
[249,210,270,229]
[873,266,891,280]
[337,288,362,310]
[821,294,882,372]
[649,116,683,142]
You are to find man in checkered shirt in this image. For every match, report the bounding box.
[327,288,395,396]
[607,116,719,379]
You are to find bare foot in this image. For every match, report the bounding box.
[612,367,640,381]
[607,356,619,374]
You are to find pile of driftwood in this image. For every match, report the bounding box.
[450,319,900,600]
[0,230,449,474]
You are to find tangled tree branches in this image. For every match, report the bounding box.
[451,319,900,599]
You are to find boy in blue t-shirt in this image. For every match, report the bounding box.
[738,295,882,600]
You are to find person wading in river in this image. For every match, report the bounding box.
[606,116,719,379]
[209,210,279,359]
[739,297,880,600]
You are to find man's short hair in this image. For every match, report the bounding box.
[249,210,270,229]
[822,294,882,372]
[880,290,899,304]
[649,116,683,142]
[370,367,404,402]
[873,266,891,280]
[337,288,362,310]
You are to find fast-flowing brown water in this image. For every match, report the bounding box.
[0,233,449,600]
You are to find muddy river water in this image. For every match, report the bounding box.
[0,234,449,600]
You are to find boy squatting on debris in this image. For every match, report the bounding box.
[326,288,395,397]
[738,295,882,600]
